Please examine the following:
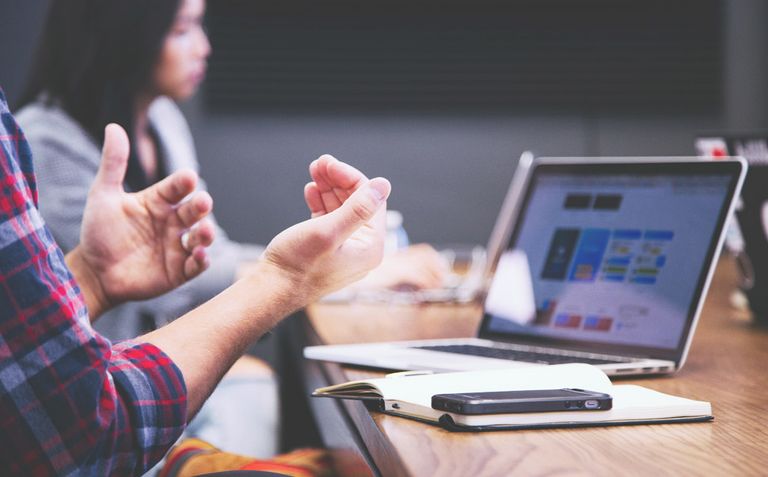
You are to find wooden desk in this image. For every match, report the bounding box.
[301,257,768,476]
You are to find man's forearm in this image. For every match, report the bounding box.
[65,246,111,321]
[140,262,302,416]
[139,162,389,418]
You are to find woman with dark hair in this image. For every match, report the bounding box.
[17,0,447,462]
[18,0,239,335]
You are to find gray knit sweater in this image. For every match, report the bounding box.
[16,97,264,340]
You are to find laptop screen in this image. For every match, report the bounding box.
[480,160,743,361]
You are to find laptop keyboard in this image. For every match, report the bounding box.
[415,344,629,365]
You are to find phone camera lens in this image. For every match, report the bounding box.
[584,399,599,409]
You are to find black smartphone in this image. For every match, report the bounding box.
[431,388,612,415]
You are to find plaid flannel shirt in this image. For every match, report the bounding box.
[0,89,187,476]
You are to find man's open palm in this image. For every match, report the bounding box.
[261,155,390,302]
[79,124,215,306]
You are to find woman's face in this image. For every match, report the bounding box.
[153,0,211,100]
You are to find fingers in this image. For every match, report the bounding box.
[310,155,369,213]
[183,244,210,280]
[396,272,442,290]
[93,123,130,191]
[407,244,452,282]
[180,219,215,251]
[325,159,368,192]
[176,190,214,228]
[315,166,344,212]
[321,177,391,241]
[376,267,441,290]
[308,156,343,213]
[177,200,214,281]
[309,155,337,191]
[418,264,448,289]
[366,245,449,290]
[180,220,215,279]
[152,169,199,205]
[304,182,326,218]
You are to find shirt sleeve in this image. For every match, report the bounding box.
[0,92,187,476]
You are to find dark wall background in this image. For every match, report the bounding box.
[1,0,766,246]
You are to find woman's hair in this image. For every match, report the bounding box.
[19,0,181,189]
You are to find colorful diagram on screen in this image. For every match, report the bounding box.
[541,227,673,285]
[535,299,616,333]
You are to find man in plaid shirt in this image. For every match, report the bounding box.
[0,87,392,475]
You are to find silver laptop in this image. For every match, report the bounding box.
[305,157,746,376]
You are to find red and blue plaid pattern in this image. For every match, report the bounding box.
[0,89,187,476]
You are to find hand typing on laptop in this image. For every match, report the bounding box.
[321,244,487,304]
[347,243,450,291]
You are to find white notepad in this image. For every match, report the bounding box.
[313,364,712,431]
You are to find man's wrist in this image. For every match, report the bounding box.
[241,260,311,315]
[65,247,112,320]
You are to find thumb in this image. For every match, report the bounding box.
[94,123,130,190]
[323,177,391,240]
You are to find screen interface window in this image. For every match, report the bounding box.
[485,172,732,349]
